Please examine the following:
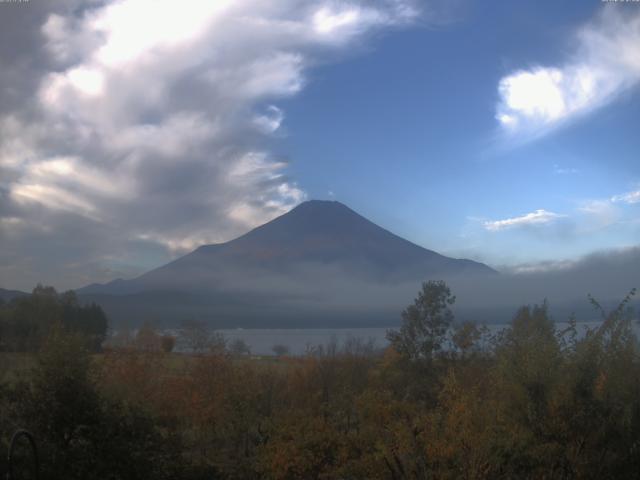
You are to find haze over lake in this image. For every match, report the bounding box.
[155,321,615,356]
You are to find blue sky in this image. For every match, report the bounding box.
[281,0,640,267]
[0,0,638,289]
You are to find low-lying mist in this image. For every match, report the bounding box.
[80,246,639,328]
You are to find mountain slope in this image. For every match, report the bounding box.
[77,201,497,326]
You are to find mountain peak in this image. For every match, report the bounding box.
[285,199,359,218]
[291,199,349,210]
[232,199,375,245]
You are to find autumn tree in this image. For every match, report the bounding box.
[229,338,251,357]
[272,344,290,357]
[386,280,455,361]
[451,320,483,357]
[15,328,186,479]
[17,328,101,478]
[160,334,176,353]
[134,322,161,352]
[179,319,226,354]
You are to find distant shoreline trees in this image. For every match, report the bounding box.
[0,285,108,352]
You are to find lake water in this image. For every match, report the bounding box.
[203,320,615,356]
[120,319,635,356]
[218,327,390,355]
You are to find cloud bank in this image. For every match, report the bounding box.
[496,7,640,139]
[0,0,419,290]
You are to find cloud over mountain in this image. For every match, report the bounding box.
[0,0,420,290]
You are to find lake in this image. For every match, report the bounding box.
[121,319,630,356]
[205,320,614,356]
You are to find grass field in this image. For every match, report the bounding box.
[0,350,297,385]
[0,353,35,383]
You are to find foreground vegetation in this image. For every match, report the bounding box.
[0,282,639,479]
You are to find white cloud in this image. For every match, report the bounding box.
[66,66,105,96]
[573,186,639,233]
[135,231,228,255]
[578,199,620,230]
[11,184,99,219]
[612,189,640,204]
[483,209,567,232]
[498,69,567,127]
[554,164,579,175]
[313,6,363,34]
[253,105,285,134]
[91,0,235,67]
[112,113,219,157]
[496,8,640,138]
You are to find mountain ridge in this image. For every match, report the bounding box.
[0,288,28,302]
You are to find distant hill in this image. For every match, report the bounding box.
[0,288,28,303]
[78,200,496,327]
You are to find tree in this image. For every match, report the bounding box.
[109,321,133,350]
[386,280,455,361]
[16,328,185,479]
[209,331,228,355]
[451,321,482,357]
[272,344,290,357]
[135,322,161,352]
[18,328,102,478]
[179,319,214,354]
[229,338,251,357]
[160,335,176,353]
